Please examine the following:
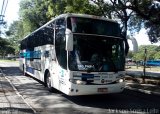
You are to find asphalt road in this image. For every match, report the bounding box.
[0,61,160,114]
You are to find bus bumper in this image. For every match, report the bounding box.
[66,82,125,96]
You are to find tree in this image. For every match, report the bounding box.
[0,37,15,58]
[65,0,99,15]
[127,51,134,59]
[6,0,52,55]
[133,52,144,61]
[155,46,160,51]
[5,21,24,55]
[19,0,50,35]
[91,0,160,43]
[46,0,99,18]
[46,0,66,18]
[132,45,158,61]
[154,52,160,60]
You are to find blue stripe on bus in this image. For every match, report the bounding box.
[20,50,41,59]
[26,67,34,74]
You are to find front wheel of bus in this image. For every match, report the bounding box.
[46,72,54,92]
[23,64,27,76]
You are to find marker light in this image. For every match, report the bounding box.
[69,79,87,85]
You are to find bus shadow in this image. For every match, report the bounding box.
[1,66,63,96]
[63,89,160,110]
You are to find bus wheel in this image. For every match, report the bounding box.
[46,72,54,92]
[23,64,27,76]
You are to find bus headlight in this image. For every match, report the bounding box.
[69,79,87,85]
[115,78,124,83]
[118,79,124,83]
[76,80,87,85]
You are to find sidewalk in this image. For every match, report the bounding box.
[0,69,35,114]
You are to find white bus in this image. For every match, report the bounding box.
[19,13,131,96]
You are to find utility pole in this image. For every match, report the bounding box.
[143,48,147,83]
[0,15,6,37]
[0,0,9,36]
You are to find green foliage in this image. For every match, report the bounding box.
[0,37,15,57]
[127,51,134,58]
[5,21,24,55]
[155,46,160,51]
[46,0,99,18]
[138,45,158,52]
[65,0,98,15]
[19,0,50,34]
[132,45,159,61]
[0,37,9,46]
[6,0,51,55]
[154,52,160,60]
[133,52,144,61]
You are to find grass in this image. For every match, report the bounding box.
[125,75,160,85]
[126,65,160,72]
[126,65,160,85]
[0,59,18,62]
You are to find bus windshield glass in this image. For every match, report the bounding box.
[68,17,121,37]
[68,34,125,72]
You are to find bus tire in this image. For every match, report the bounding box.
[46,72,54,92]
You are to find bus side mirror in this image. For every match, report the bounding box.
[127,35,138,53]
[65,28,73,51]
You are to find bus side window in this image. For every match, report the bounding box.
[55,18,67,69]
[44,51,49,58]
[45,22,55,45]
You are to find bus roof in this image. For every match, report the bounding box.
[55,13,118,23]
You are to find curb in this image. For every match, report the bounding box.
[125,86,160,96]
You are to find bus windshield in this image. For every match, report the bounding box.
[68,34,125,72]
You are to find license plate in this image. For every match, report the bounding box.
[98,88,108,92]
